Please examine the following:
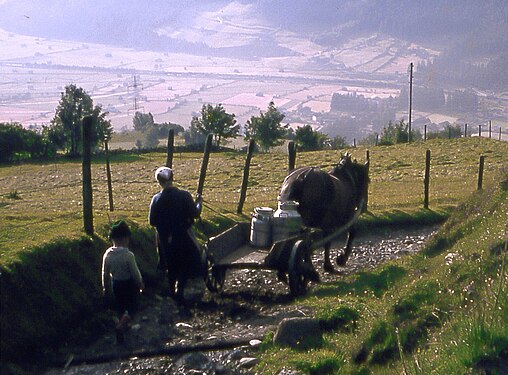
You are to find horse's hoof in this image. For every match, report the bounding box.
[323,262,335,273]
[301,263,321,282]
[277,271,288,284]
[336,255,347,266]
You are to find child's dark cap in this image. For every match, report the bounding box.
[109,220,131,240]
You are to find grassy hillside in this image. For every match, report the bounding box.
[256,164,508,374]
[0,137,506,373]
[1,137,506,266]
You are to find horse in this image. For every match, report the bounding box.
[278,152,369,273]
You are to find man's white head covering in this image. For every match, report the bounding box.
[155,166,173,183]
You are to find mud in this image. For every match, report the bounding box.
[45,225,438,375]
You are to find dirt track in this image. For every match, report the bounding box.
[45,225,437,375]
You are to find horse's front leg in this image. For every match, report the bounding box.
[336,227,356,266]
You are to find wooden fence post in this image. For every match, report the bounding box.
[166,129,174,168]
[464,123,468,137]
[197,134,213,200]
[82,116,94,235]
[424,149,431,209]
[364,150,370,212]
[499,127,502,141]
[237,139,255,214]
[479,125,482,137]
[288,141,296,172]
[424,125,427,141]
[104,138,114,211]
[375,134,379,146]
[489,121,492,139]
[477,155,485,190]
[353,138,356,148]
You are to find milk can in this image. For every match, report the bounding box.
[272,200,302,243]
[250,207,273,247]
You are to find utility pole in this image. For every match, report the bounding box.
[408,62,413,143]
[128,75,144,121]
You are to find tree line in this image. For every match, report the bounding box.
[1,84,112,163]
[1,83,468,164]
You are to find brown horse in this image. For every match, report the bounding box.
[278,152,369,273]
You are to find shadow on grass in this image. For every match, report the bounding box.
[358,208,448,231]
[313,265,407,299]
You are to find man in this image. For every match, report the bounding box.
[149,166,204,303]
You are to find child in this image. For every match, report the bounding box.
[102,220,144,342]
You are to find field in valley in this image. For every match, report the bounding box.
[0,27,470,139]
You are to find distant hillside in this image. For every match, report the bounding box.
[1,0,506,59]
[1,0,507,93]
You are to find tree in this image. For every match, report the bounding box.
[0,122,24,162]
[244,101,288,152]
[192,104,238,146]
[132,112,154,132]
[144,123,160,148]
[157,122,184,138]
[379,119,421,145]
[184,120,207,146]
[294,125,328,151]
[49,84,112,156]
[427,124,462,140]
[330,135,348,149]
[0,122,55,162]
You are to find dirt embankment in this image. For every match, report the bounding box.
[45,225,437,375]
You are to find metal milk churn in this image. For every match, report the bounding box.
[250,207,274,247]
[272,200,302,243]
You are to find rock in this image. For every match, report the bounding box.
[175,352,211,371]
[228,349,247,360]
[278,368,303,375]
[158,301,176,325]
[184,277,206,302]
[238,357,260,368]
[215,364,234,375]
[249,339,263,348]
[445,252,461,265]
[273,317,323,348]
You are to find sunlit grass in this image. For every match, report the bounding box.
[1,138,507,267]
[256,163,507,374]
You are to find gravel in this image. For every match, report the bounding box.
[45,225,438,375]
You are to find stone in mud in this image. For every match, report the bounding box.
[228,349,247,360]
[278,368,304,375]
[184,277,206,302]
[249,339,263,348]
[238,357,260,368]
[273,317,322,348]
[175,352,212,371]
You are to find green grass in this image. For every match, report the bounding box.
[256,163,508,374]
[1,137,506,265]
[1,137,507,373]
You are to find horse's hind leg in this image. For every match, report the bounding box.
[323,239,335,273]
[336,227,356,266]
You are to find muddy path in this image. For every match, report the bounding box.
[45,225,438,375]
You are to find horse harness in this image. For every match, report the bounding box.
[332,163,362,207]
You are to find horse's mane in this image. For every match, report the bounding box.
[330,153,369,202]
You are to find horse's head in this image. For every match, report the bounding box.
[330,152,354,176]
